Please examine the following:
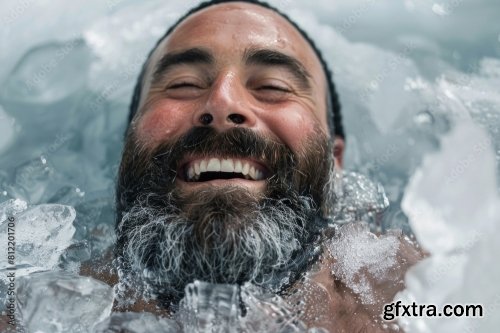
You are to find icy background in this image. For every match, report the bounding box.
[1,0,500,332]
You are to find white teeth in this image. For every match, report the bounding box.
[194,161,200,175]
[187,166,195,180]
[200,160,207,173]
[186,158,265,181]
[207,158,221,172]
[249,166,256,180]
[242,162,250,175]
[234,160,243,173]
[220,159,234,172]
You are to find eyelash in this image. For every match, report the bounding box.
[168,82,200,89]
[257,85,291,92]
[166,83,292,94]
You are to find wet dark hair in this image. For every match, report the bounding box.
[127,0,344,139]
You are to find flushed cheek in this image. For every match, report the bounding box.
[264,110,327,152]
[136,103,192,147]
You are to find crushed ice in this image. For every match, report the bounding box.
[1,0,500,332]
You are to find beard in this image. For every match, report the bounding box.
[115,126,334,303]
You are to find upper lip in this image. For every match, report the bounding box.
[178,156,270,182]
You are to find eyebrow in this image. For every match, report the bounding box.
[244,47,312,90]
[151,47,313,90]
[152,47,214,83]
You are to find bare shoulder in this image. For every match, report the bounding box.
[292,223,425,332]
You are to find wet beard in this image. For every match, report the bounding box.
[115,127,332,303]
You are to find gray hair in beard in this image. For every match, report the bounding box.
[118,188,318,302]
[115,127,333,303]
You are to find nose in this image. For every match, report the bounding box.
[194,72,256,130]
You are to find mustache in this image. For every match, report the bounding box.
[117,126,332,223]
[117,127,297,211]
[152,126,295,179]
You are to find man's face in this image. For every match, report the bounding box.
[116,2,336,300]
[135,2,330,171]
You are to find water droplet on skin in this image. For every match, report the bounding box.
[276,38,286,49]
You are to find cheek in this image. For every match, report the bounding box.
[263,108,327,152]
[135,102,192,147]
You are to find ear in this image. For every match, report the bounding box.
[333,136,345,169]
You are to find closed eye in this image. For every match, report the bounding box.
[168,82,201,89]
[258,85,291,92]
[165,81,205,99]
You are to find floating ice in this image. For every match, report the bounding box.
[0,198,28,222]
[17,270,114,333]
[93,312,180,333]
[329,171,389,225]
[176,280,315,332]
[326,222,400,304]
[177,281,240,332]
[396,121,500,332]
[0,202,76,280]
[238,283,311,332]
[401,122,497,255]
[0,1,499,332]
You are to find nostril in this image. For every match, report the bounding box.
[228,114,245,124]
[199,113,213,125]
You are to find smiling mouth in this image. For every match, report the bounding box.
[180,157,269,182]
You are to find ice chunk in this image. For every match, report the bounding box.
[10,157,55,203]
[396,121,500,332]
[328,171,389,224]
[93,312,180,333]
[0,203,76,280]
[177,281,240,332]
[326,222,399,304]
[0,198,28,223]
[176,281,312,332]
[401,121,497,254]
[17,270,114,333]
[238,283,309,333]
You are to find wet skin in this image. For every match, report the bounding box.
[79,2,421,333]
[131,1,344,196]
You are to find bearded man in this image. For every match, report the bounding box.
[112,0,422,331]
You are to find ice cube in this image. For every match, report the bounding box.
[177,280,240,332]
[17,270,113,333]
[176,281,310,332]
[239,282,309,332]
[328,171,389,224]
[0,198,28,223]
[93,312,180,333]
[0,203,76,280]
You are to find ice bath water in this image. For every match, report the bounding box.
[1,0,500,332]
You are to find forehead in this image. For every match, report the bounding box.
[148,2,326,91]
